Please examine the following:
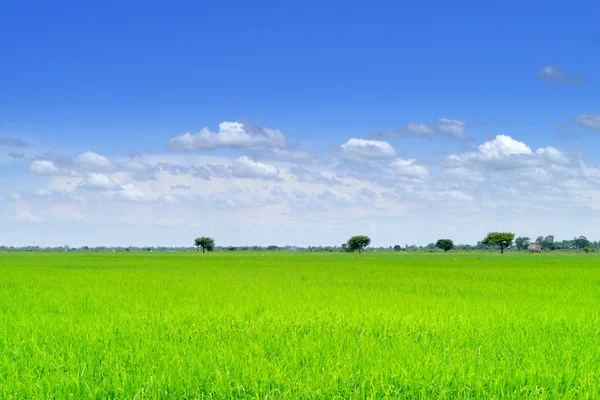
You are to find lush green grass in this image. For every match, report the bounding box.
[1,252,600,399]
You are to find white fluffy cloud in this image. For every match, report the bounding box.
[535,146,570,165]
[30,160,62,176]
[79,173,120,191]
[574,113,600,132]
[169,121,286,151]
[119,184,152,202]
[390,158,429,180]
[436,119,467,140]
[538,65,582,85]
[446,135,571,171]
[403,118,466,140]
[75,151,118,172]
[231,157,280,180]
[405,123,435,135]
[447,135,532,169]
[337,139,397,161]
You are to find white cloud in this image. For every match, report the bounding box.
[359,188,378,199]
[79,173,119,191]
[574,113,600,132]
[474,135,532,160]
[259,148,317,163]
[579,161,600,179]
[75,151,118,172]
[231,156,280,180]
[446,135,572,172]
[436,119,467,140]
[0,137,29,148]
[337,139,397,161]
[535,146,570,165]
[30,160,62,176]
[288,166,341,185]
[390,158,429,180]
[9,192,21,201]
[405,123,436,135]
[168,121,286,151]
[123,159,156,181]
[119,184,152,202]
[443,167,485,182]
[447,135,533,169]
[401,118,467,140]
[317,188,369,207]
[538,65,582,85]
[437,190,475,203]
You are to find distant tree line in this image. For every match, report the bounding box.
[1,232,598,253]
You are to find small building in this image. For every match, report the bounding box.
[528,244,542,253]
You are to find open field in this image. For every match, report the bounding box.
[1,252,600,398]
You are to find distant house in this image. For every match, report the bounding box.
[528,244,542,253]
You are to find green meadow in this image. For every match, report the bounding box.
[1,252,600,399]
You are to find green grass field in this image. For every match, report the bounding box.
[1,252,600,399]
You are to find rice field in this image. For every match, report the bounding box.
[1,251,600,399]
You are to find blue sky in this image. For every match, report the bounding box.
[2,1,600,247]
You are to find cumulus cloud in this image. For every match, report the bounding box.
[231,156,280,180]
[383,118,467,140]
[75,151,118,172]
[538,65,583,85]
[579,161,600,179]
[437,190,475,203]
[436,119,467,140]
[259,148,318,163]
[0,137,29,148]
[288,166,341,185]
[79,173,120,191]
[30,160,62,176]
[336,139,397,162]
[317,188,369,207]
[390,158,430,180]
[119,184,151,202]
[405,123,436,135]
[535,146,570,165]
[123,159,156,181]
[574,113,600,132]
[443,167,485,182]
[359,188,378,199]
[446,135,571,171]
[447,135,533,169]
[168,120,286,151]
[170,184,192,190]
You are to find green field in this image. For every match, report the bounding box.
[1,252,600,399]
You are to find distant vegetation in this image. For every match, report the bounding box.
[435,239,454,252]
[1,233,598,253]
[347,235,371,253]
[482,232,515,254]
[194,237,215,253]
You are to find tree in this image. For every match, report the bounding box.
[393,245,402,252]
[573,236,590,250]
[542,235,556,250]
[435,239,454,252]
[194,237,215,253]
[347,235,371,253]
[481,232,514,254]
[515,237,530,251]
